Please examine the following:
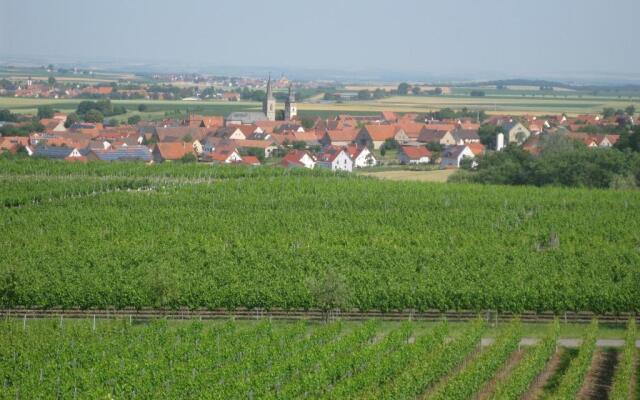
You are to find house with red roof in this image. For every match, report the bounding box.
[39,118,67,132]
[152,142,195,162]
[315,146,353,172]
[240,155,261,166]
[281,150,316,169]
[398,146,432,164]
[417,127,457,146]
[355,125,410,149]
[204,148,242,164]
[321,128,359,147]
[232,139,279,158]
[381,111,398,123]
[466,143,486,157]
[0,136,30,153]
[346,145,377,168]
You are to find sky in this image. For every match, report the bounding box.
[1,0,639,81]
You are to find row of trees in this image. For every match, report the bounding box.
[397,82,443,96]
[454,131,640,189]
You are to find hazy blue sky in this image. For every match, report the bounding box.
[2,0,639,79]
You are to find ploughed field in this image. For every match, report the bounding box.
[1,318,638,399]
[1,159,640,313]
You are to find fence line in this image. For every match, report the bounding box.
[1,308,638,324]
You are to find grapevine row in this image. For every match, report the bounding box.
[430,320,522,400]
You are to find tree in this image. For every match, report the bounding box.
[83,110,104,123]
[37,105,54,119]
[357,89,371,100]
[412,86,421,95]
[477,124,500,146]
[382,138,399,151]
[47,76,56,88]
[615,126,640,152]
[138,104,148,112]
[397,82,410,95]
[0,109,19,122]
[275,110,285,121]
[306,269,350,316]
[183,134,193,143]
[625,105,636,116]
[64,112,79,128]
[434,87,443,95]
[292,141,306,150]
[180,153,197,163]
[300,116,315,130]
[470,90,485,97]
[373,88,386,99]
[127,115,141,125]
[603,107,616,119]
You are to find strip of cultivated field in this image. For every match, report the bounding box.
[1,160,640,313]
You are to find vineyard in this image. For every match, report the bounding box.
[1,318,638,399]
[1,159,640,313]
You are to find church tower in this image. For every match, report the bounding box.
[262,74,276,121]
[285,84,297,120]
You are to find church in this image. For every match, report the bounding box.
[262,75,297,121]
[226,75,297,124]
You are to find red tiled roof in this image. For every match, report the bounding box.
[381,111,398,122]
[232,139,277,149]
[325,128,358,142]
[363,124,399,141]
[240,155,260,165]
[281,150,312,167]
[154,142,194,160]
[467,143,486,156]
[400,145,432,160]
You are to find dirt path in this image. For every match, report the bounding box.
[522,348,562,400]
[475,348,527,400]
[577,348,618,400]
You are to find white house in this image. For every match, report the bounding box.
[346,145,377,168]
[316,147,353,172]
[281,150,316,169]
[440,145,475,168]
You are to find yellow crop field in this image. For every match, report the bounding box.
[359,169,457,182]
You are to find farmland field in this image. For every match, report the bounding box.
[1,318,637,399]
[1,159,640,313]
[359,169,457,183]
[2,92,640,118]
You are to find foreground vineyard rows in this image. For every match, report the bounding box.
[1,319,637,399]
[1,160,640,313]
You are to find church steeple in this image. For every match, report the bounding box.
[262,74,276,121]
[285,84,297,120]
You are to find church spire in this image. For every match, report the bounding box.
[266,73,274,100]
[285,83,297,121]
[262,74,276,121]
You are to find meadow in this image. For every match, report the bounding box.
[1,160,639,314]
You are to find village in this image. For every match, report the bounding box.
[0,76,635,172]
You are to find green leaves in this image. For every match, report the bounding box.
[549,319,598,400]
[1,159,640,313]
[608,319,636,400]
